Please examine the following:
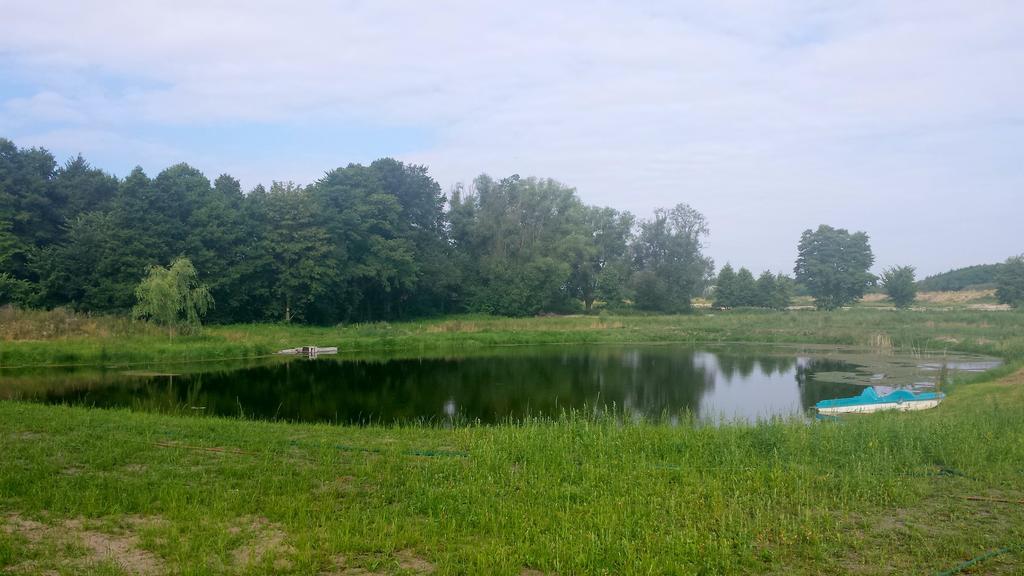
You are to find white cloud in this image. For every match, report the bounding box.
[0,0,1022,274]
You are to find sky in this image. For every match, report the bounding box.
[1,1,1021,277]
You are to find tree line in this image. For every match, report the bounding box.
[3,137,1021,323]
[0,138,716,323]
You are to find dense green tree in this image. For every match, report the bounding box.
[754,271,777,308]
[794,225,875,310]
[715,266,792,310]
[0,139,60,250]
[879,265,917,308]
[37,211,121,310]
[368,158,457,317]
[260,182,337,323]
[451,175,582,316]
[995,255,1024,308]
[97,167,167,310]
[768,274,795,310]
[733,267,757,307]
[631,204,713,313]
[713,264,736,309]
[565,206,634,310]
[132,256,213,337]
[53,154,118,220]
[184,174,250,322]
[0,221,32,305]
[0,135,754,322]
[310,164,414,322]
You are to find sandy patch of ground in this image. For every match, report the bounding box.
[2,513,166,575]
[395,549,435,573]
[916,289,995,303]
[231,516,295,571]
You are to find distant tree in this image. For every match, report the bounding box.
[733,267,757,307]
[880,265,917,308]
[713,264,737,309]
[184,173,248,322]
[0,221,32,305]
[565,206,634,311]
[769,274,795,310]
[132,257,213,338]
[261,182,337,323]
[754,271,777,308]
[37,211,120,310]
[794,225,875,310]
[631,203,714,313]
[53,154,118,220]
[995,255,1024,308]
[450,175,582,316]
[917,263,1003,292]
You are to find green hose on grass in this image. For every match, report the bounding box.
[935,544,1021,576]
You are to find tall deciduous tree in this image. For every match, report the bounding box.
[565,206,634,311]
[631,204,713,313]
[794,225,875,310]
[261,182,336,323]
[451,175,581,316]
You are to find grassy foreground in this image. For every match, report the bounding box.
[1,369,1023,575]
[1,308,1024,574]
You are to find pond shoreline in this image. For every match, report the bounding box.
[2,308,1022,368]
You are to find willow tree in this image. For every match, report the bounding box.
[132,257,213,338]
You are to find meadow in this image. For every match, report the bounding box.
[1,302,1024,574]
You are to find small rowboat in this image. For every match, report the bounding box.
[815,388,945,415]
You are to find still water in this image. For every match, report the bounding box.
[0,345,1000,424]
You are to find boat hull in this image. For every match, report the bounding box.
[816,398,942,415]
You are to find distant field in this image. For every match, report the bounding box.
[859,288,1009,310]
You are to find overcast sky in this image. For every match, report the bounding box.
[1,1,1021,276]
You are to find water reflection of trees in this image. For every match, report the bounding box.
[795,359,865,407]
[21,349,877,423]
[28,349,725,423]
[715,355,796,380]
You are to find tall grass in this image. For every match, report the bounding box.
[1,372,1022,574]
[2,307,1023,368]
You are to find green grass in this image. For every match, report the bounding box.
[1,371,1023,575]
[2,308,1024,574]
[3,307,1024,368]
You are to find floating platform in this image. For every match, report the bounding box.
[275,346,338,359]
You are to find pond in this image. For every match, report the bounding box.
[0,345,1001,424]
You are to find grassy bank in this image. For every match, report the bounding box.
[2,308,1024,574]
[1,366,1023,575]
[3,306,1023,368]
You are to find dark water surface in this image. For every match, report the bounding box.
[0,345,1000,424]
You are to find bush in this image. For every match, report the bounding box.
[880,266,917,308]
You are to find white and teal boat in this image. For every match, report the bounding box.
[815,388,945,415]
